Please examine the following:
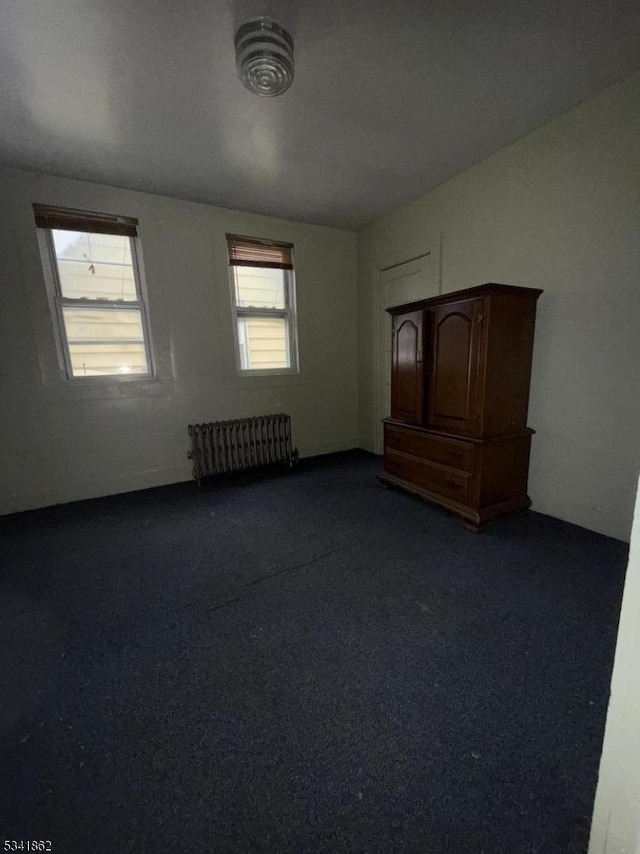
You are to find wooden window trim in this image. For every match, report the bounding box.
[226,233,294,270]
[33,204,138,238]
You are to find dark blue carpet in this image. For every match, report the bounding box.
[0,450,627,853]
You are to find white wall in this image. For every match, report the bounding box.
[357,75,640,541]
[589,476,640,853]
[0,168,358,514]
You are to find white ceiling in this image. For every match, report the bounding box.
[0,0,637,230]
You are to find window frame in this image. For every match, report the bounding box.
[35,209,156,382]
[228,239,299,377]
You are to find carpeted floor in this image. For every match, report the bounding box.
[0,450,628,853]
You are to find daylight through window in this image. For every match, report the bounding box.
[227,234,298,374]
[34,205,154,379]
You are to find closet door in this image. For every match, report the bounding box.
[390,310,425,425]
[427,298,483,434]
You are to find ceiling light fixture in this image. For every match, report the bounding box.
[234,16,294,97]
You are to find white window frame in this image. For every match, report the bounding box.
[229,262,299,377]
[36,222,156,382]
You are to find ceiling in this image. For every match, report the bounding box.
[0,0,637,230]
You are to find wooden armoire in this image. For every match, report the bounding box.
[379,283,543,532]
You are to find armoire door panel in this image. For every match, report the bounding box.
[391,311,424,425]
[428,299,482,433]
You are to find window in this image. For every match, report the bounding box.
[34,204,154,379]
[227,234,298,374]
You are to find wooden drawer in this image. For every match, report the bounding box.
[384,424,473,473]
[384,450,471,503]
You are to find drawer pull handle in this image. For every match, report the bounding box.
[444,478,462,491]
[448,450,466,459]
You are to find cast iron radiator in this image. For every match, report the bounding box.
[188,414,298,485]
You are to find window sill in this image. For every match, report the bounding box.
[237,368,299,377]
[223,369,303,392]
[42,376,175,403]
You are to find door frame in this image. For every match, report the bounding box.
[373,236,442,454]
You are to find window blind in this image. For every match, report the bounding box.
[33,204,138,238]
[226,234,293,269]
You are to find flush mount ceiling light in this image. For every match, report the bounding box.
[234,17,294,97]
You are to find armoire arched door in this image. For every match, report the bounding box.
[390,311,425,425]
[427,298,482,434]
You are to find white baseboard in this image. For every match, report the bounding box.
[2,442,367,517]
[298,439,360,458]
[0,465,192,516]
